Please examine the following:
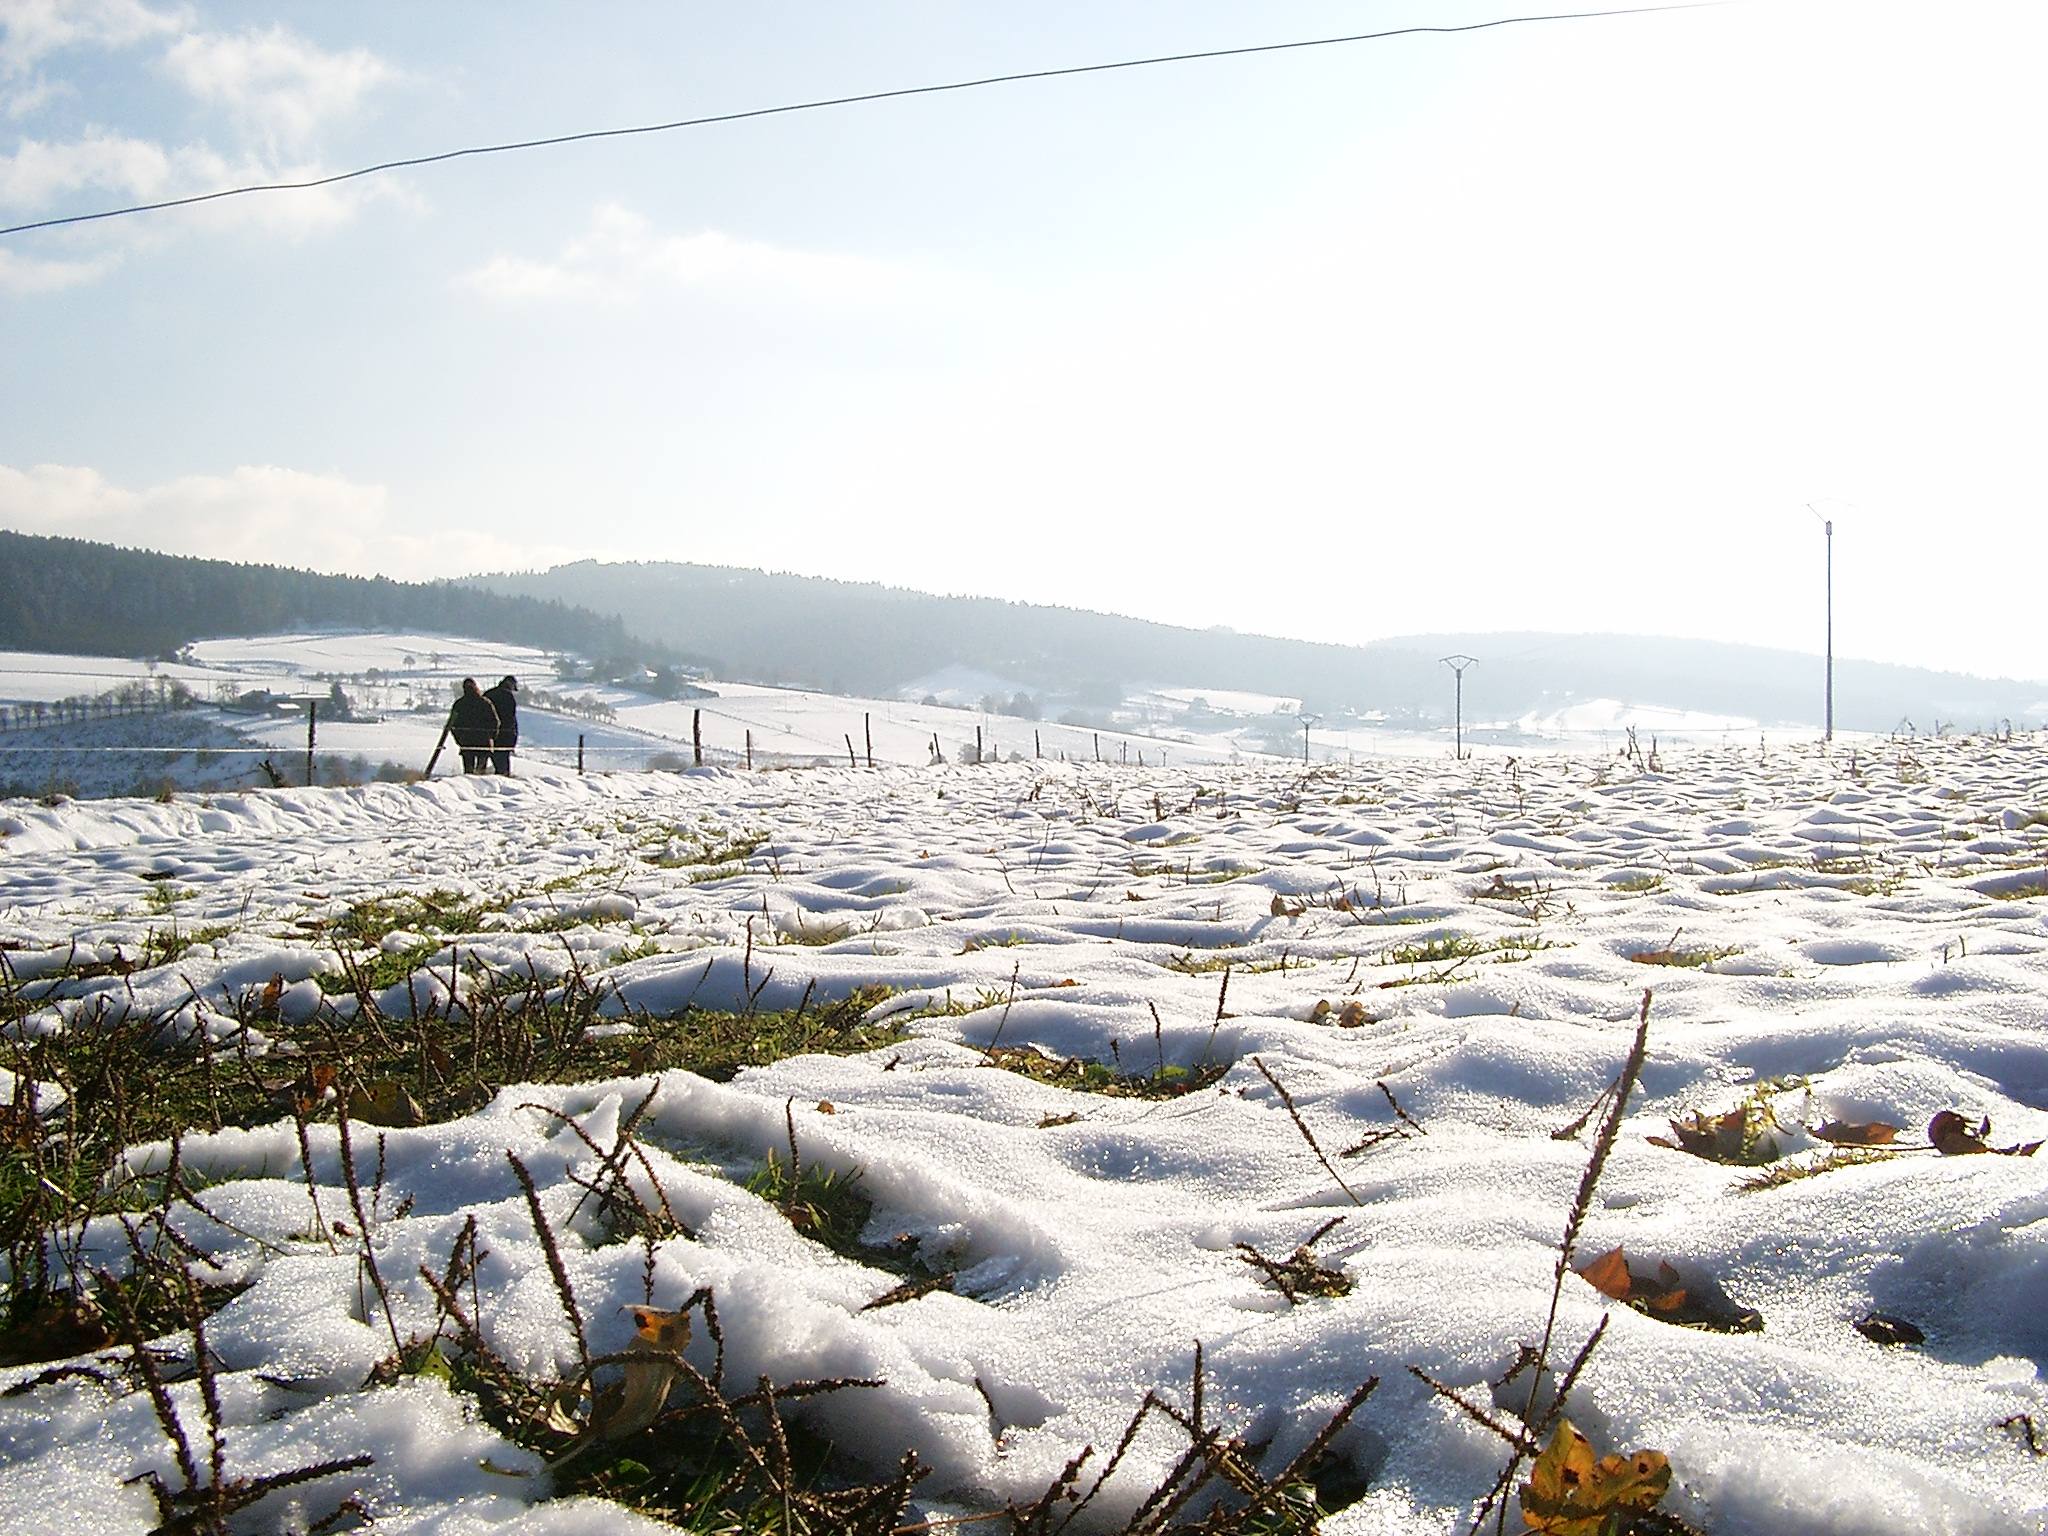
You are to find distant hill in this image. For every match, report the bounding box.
[0,531,664,665]
[474,560,2048,732]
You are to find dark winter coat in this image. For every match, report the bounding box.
[449,691,499,749]
[483,684,518,746]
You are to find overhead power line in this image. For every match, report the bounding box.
[1,3,1723,239]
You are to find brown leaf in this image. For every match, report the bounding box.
[347,1079,425,1127]
[1336,1000,1369,1028]
[582,1307,691,1445]
[1575,1245,1762,1333]
[294,1062,340,1115]
[816,1100,837,1115]
[1928,1110,1988,1155]
[1813,1118,1900,1146]
[1929,1109,2040,1157]
[1855,1312,1925,1346]
[1270,894,1305,918]
[1648,1104,1779,1165]
[1521,1419,1672,1535]
[1575,1245,1633,1302]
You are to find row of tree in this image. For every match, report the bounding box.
[0,678,198,733]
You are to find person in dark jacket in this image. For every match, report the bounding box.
[484,675,519,775]
[448,677,499,774]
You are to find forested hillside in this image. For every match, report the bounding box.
[476,560,2048,731]
[0,531,660,663]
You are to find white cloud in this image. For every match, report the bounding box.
[0,462,572,579]
[458,204,947,306]
[2,72,68,117]
[159,25,392,148]
[0,241,112,289]
[0,130,169,207]
[0,0,184,75]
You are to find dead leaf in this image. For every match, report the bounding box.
[1813,1118,1900,1146]
[1310,999,1332,1023]
[1648,1104,1779,1165]
[347,1079,425,1127]
[556,1306,692,1462]
[816,1100,836,1115]
[1928,1109,2041,1157]
[1855,1312,1925,1346]
[1336,1000,1369,1028]
[1521,1419,1672,1536]
[1575,1245,1633,1303]
[294,1063,340,1116]
[1270,894,1306,918]
[1573,1244,1762,1333]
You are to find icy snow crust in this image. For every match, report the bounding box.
[2,744,2047,1533]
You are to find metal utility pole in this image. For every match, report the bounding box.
[1300,713,1322,762]
[1808,504,1835,743]
[1439,655,1477,760]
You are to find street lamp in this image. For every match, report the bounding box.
[1440,655,1477,760]
[1808,504,1838,743]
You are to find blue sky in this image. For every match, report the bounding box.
[3,0,2045,678]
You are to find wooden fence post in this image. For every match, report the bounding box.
[1034,729,1041,759]
[746,730,753,770]
[305,699,317,787]
[845,733,857,767]
[693,709,703,767]
[975,726,983,765]
[864,713,873,768]
[577,734,585,774]
[1094,732,1101,763]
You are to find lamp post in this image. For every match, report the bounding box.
[1440,655,1477,760]
[1808,504,1835,743]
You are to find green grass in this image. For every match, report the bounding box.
[1380,933,1550,966]
[0,965,903,1360]
[746,1152,875,1257]
[1163,951,1300,975]
[1610,874,1668,894]
[987,1045,1228,1100]
[1629,945,1742,968]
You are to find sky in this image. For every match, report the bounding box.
[2,0,2045,680]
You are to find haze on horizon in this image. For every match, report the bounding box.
[3,0,2043,681]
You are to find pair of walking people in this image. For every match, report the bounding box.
[448,675,519,774]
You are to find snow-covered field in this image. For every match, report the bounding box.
[4,627,1870,809]
[3,736,2046,1533]
[0,634,1290,797]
